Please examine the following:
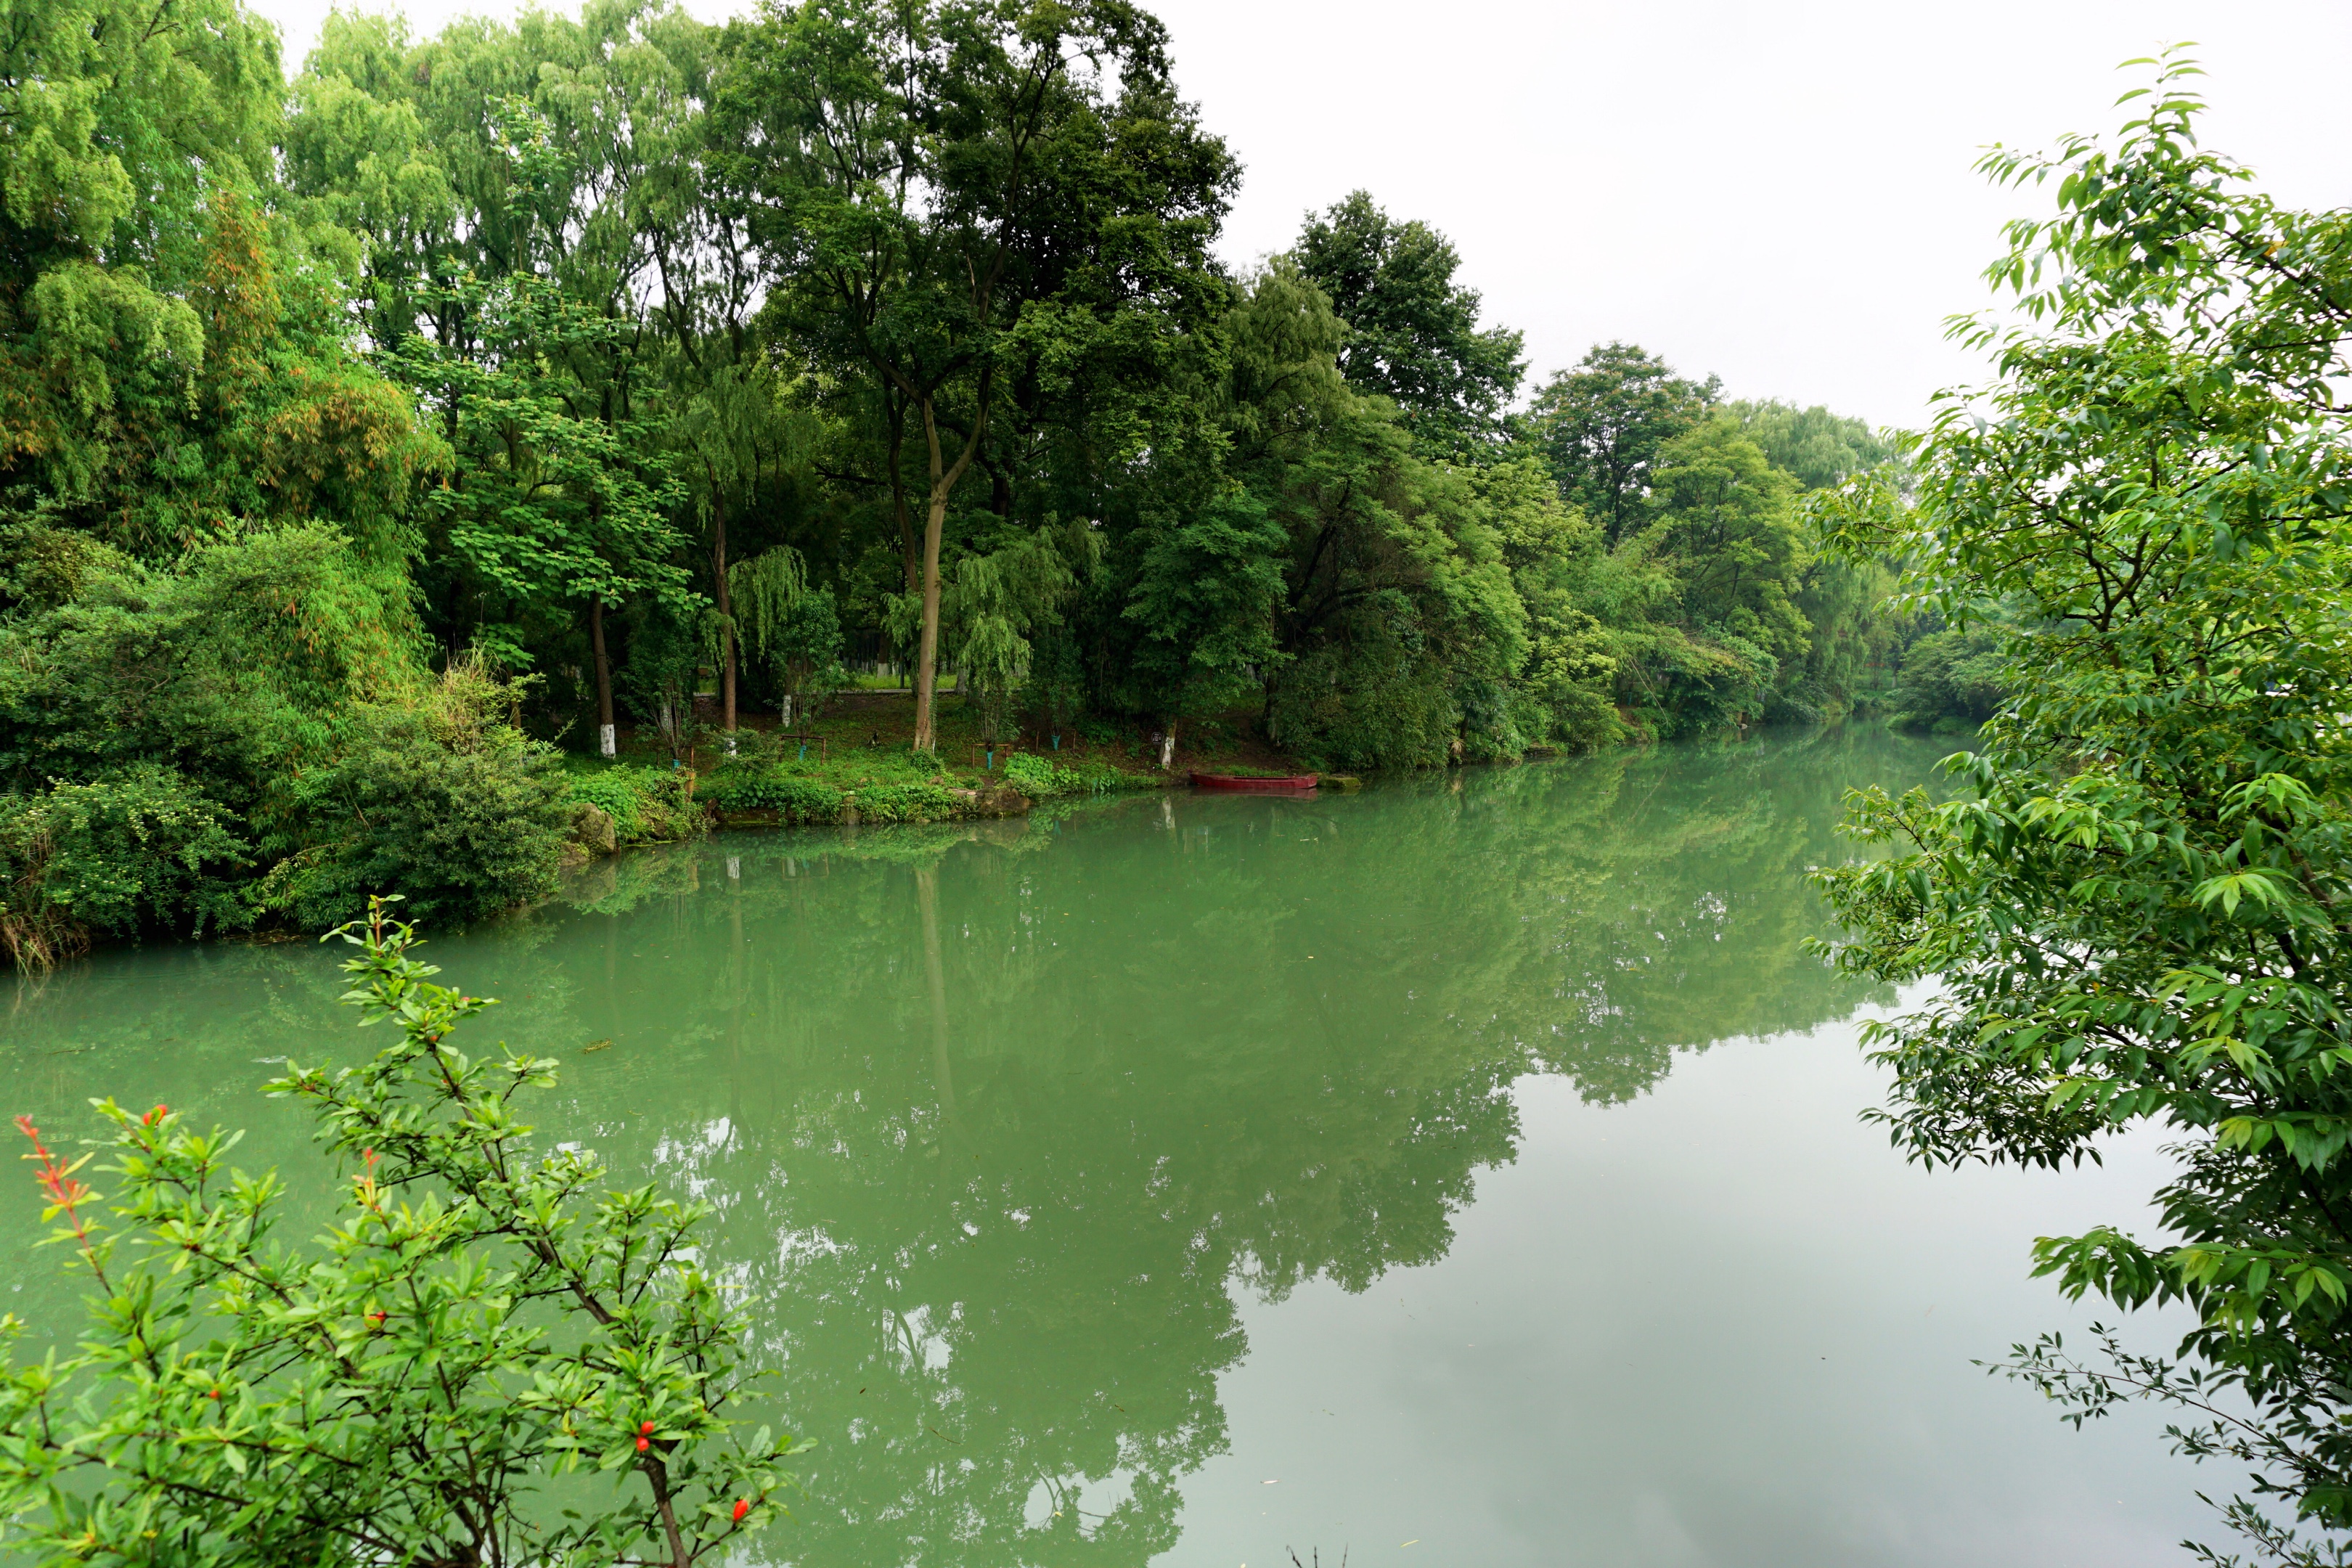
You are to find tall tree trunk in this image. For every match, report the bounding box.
[911,382,989,753]
[712,483,736,753]
[913,478,947,753]
[889,396,919,595]
[591,595,616,758]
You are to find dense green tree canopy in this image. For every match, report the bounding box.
[1727,399,1895,491]
[0,0,1911,958]
[1524,340,1720,543]
[1291,190,1525,457]
[709,0,1238,750]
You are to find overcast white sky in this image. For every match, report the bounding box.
[253,0,2351,430]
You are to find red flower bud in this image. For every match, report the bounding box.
[732,1499,750,1524]
[636,1436,650,1453]
[640,1420,656,1435]
[206,1389,221,1400]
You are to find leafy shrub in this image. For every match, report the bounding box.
[561,764,706,844]
[1269,636,1461,770]
[1643,625,1779,736]
[0,902,807,1566]
[700,769,846,822]
[0,764,250,969]
[0,518,122,615]
[0,523,412,815]
[1005,755,1154,799]
[0,526,576,948]
[849,781,958,822]
[1514,611,1628,752]
[269,709,571,929]
[1003,752,1084,797]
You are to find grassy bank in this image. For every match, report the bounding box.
[558,698,1175,847]
[699,747,1153,827]
[557,687,1320,845]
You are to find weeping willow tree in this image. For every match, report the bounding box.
[728,547,807,657]
[899,530,1092,743]
[669,356,820,748]
[727,547,843,726]
[727,547,803,734]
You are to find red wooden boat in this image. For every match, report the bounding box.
[1188,771,1318,792]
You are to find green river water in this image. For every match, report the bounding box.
[2,728,2211,1567]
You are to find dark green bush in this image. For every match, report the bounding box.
[698,768,955,823]
[1268,634,1461,771]
[0,522,411,820]
[0,764,250,968]
[266,709,571,929]
[0,526,576,955]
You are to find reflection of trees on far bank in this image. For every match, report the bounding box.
[0,727,1940,1567]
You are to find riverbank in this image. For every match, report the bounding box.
[555,689,1310,852]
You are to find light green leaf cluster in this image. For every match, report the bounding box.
[1810,48,2352,1548]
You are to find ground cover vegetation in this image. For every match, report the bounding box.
[1,0,1924,967]
[1815,54,2352,1564]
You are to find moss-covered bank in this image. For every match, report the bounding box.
[555,748,1164,857]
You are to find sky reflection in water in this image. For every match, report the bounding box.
[1,728,2207,1567]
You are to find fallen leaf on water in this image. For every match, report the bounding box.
[583,1040,614,1053]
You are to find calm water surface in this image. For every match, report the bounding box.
[3,729,2211,1567]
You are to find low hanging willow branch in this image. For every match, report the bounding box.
[726,546,808,668]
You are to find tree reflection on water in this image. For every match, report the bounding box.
[0,727,1942,1567]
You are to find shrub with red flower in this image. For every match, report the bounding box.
[0,898,812,1567]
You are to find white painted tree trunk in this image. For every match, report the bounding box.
[599,724,616,759]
